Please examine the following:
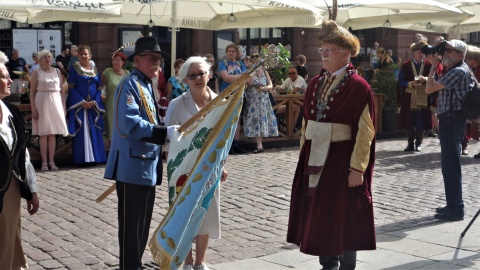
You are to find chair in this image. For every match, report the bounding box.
[3,93,21,103]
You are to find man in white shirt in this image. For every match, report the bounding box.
[278,67,307,94]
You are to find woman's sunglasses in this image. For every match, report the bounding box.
[251,54,260,59]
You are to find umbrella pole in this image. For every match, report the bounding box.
[170,0,178,77]
[95,183,116,203]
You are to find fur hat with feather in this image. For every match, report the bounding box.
[410,34,428,52]
[318,20,360,57]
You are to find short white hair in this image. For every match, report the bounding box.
[0,51,8,64]
[178,56,210,82]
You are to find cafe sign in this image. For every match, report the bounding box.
[0,0,122,15]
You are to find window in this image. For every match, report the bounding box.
[214,28,292,61]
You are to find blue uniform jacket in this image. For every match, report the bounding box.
[104,69,167,186]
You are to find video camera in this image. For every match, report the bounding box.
[421,40,447,56]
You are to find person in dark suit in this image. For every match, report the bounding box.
[0,50,39,269]
[103,37,177,270]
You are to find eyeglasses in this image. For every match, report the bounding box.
[318,48,345,55]
[138,54,161,62]
[288,72,297,75]
[251,54,260,59]
[187,72,207,80]
[0,75,11,81]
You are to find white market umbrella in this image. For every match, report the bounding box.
[299,0,465,30]
[22,0,322,75]
[0,8,30,23]
[27,0,323,30]
[0,0,122,16]
[387,0,480,34]
[0,0,122,24]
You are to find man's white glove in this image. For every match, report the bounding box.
[167,125,180,141]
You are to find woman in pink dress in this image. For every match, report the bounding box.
[30,50,68,171]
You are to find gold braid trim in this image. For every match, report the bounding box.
[136,82,157,125]
[405,60,425,94]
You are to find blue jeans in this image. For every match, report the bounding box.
[438,114,466,210]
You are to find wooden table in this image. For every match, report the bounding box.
[13,103,32,121]
[272,94,304,140]
[13,102,72,155]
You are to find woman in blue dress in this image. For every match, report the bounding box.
[166,58,189,101]
[244,54,278,153]
[66,45,106,165]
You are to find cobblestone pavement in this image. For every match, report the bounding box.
[20,137,480,269]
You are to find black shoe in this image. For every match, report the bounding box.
[228,148,237,155]
[415,146,422,152]
[233,145,247,154]
[434,209,464,221]
[475,153,480,159]
[436,205,447,214]
[426,132,437,137]
[404,145,414,151]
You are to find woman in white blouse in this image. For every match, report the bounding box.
[165,56,227,270]
[0,50,39,269]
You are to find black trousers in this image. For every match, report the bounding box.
[319,251,357,270]
[116,181,156,270]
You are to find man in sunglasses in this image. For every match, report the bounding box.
[287,20,376,270]
[277,67,307,94]
[104,36,178,269]
[424,39,474,221]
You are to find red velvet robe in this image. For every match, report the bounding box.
[287,63,376,256]
[396,59,435,130]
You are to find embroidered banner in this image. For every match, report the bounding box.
[149,84,244,270]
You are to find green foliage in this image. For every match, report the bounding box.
[167,127,211,179]
[188,127,211,152]
[261,43,292,85]
[371,64,399,110]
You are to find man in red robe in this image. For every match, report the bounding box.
[465,45,480,158]
[287,20,376,270]
[397,35,434,152]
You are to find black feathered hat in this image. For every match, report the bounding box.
[127,36,170,62]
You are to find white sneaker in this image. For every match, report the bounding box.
[183,264,194,270]
[194,264,209,270]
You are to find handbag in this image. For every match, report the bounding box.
[268,92,277,107]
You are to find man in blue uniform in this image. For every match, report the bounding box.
[104,36,177,269]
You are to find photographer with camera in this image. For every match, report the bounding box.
[397,35,435,152]
[423,39,475,221]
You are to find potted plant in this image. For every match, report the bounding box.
[260,43,292,86]
[370,64,399,132]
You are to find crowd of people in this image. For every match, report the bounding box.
[365,33,480,223]
[0,35,311,269]
[9,40,309,167]
[3,21,480,269]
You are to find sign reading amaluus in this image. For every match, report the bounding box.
[0,0,122,15]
